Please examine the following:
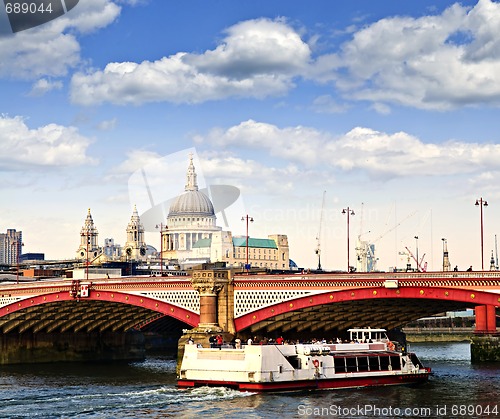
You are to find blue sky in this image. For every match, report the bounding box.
[1,0,500,271]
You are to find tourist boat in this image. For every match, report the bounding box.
[177,328,431,391]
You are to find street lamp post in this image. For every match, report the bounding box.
[16,239,24,284]
[414,236,419,272]
[442,238,446,271]
[475,198,488,270]
[155,223,166,277]
[342,207,355,272]
[241,215,254,273]
[86,227,90,281]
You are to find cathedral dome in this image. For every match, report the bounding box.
[168,154,215,218]
[169,189,214,216]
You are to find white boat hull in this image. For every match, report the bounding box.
[178,342,430,392]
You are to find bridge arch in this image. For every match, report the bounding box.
[234,286,500,336]
[0,290,199,334]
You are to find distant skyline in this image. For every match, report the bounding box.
[1,0,499,271]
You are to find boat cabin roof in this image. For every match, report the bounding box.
[347,328,388,341]
[348,328,386,333]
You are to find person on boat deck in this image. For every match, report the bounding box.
[467,265,473,271]
[276,336,284,345]
[216,334,223,348]
[209,335,216,348]
[247,337,253,345]
[235,338,241,349]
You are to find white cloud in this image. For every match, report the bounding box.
[311,94,349,113]
[0,115,96,170]
[199,153,306,197]
[70,18,311,105]
[184,18,310,78]
[0,30,81,78]
[54,0,122,34]
[0,0,121,79]
[202,120,327,166]
[197,120,500,179]
[110,149,163,176]
[29,78,63,96]
[95,118,117,131]
[67,1,500,110]
[312,0,500,110]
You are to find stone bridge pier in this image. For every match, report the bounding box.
[472,304,500,362]
[177,269,235,368]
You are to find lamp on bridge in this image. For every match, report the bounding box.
[414,236,419,272]
[475,198,488,270]
[342,207,355,272]
[86,228,90,281]
[155,223,167,277]
[241,215,253,274]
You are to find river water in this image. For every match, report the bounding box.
[1,342,499,418]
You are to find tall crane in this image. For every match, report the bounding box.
[405,246,427,272]
[315,191,326,271]
[495,234,499,270]
[356,210,416,272]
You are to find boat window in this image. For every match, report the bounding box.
[379,356,390,371]
[346,357,357,372]
[369,356,380,371]
[390,355,401,370]
[334,357,346,373]
[357,356,369,372]
[286,356,301,369]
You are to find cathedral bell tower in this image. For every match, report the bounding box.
[123,205,147,260]
[76,208,100,261]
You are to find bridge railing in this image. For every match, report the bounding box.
[0,276,193,295]
[233,270,500,282]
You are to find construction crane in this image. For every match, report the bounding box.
[355,203,372,272]
[398,250,412,272]
[355,210,416,272]
[495,234,499,270]
[405,246,427,272]
[315,191,326,271]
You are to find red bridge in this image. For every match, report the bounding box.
[1,270,498,339]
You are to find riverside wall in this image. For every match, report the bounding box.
[0,330,145,364]
[403,327,473,343]
[404,327,500,362]
[471,335,500,362]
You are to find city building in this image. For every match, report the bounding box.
[102,238,121,259]
[192,232,290,270]
[20,253,44,262]
[160,156,290,270]
[74,157,291,271]
[0,229,23,265]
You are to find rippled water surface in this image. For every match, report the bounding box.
[1,342,499,418]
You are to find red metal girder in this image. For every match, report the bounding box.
[234,286,500,331]
[0,290,199,328]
